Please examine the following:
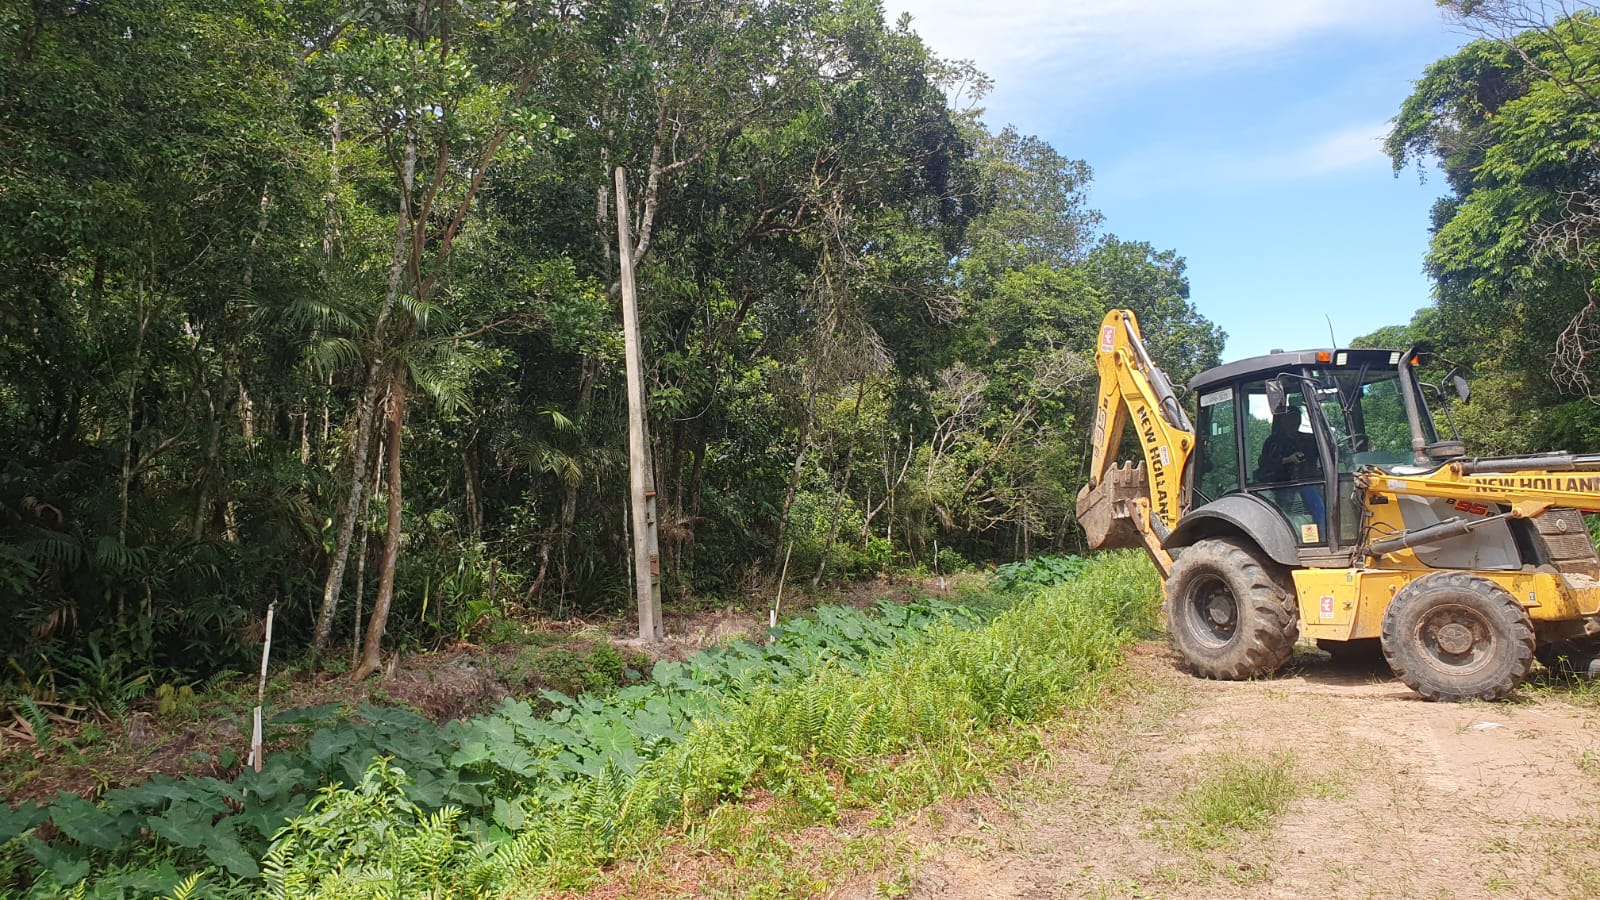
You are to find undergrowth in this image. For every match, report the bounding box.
[0,552,1159,898]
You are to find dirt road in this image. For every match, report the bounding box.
[847,645,1600,900]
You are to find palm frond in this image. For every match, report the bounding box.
[305,337,365,376]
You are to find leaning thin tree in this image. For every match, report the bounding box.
[305,0,564,678]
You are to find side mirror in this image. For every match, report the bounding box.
[1264,379,1289,416]
[1451,372,1471,405]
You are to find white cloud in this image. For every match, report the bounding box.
[1094,121,1393,198]
[1294,122,1391,176]
[885,1,1441,99]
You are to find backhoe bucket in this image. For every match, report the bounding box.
[1076,461,1149,550]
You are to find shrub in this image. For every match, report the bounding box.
[506,640,648,699]
[990,554,1088,593]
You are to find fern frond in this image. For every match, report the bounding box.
[159,872,204,900]
[16,696,50,750]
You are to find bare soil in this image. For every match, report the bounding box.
[842,645,1600,900]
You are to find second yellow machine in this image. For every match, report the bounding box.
[1077,309,1600,700]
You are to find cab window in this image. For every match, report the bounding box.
[1194,386,1239,501]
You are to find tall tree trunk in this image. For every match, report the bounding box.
[192,177,264,541]
[235,183,268,451]
[193,373,221,540]
[321,103,340,272]
[687,430,708,519]
[311,131,415,650]
[312,375,382,649]
[354,375,406,680]
[239,382,254,440]
[320,374,332,465]
[462,438,482,543]
[353,432,384,667]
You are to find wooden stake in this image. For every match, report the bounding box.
[771,541,793,632]
[249,601,276,772]
[615,166,663,641]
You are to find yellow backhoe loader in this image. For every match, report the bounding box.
[1078,309,1600,701]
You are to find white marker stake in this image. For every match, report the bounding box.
[249,602,276,772]
[770,542,793,636]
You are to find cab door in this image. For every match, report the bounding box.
[1240,380,1330,547]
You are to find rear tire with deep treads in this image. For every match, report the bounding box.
[1165,537,1299,680]
[1381,572,1533,702]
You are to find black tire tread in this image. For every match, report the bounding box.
[1380,571,1534,702]
[1165,537,1299,680]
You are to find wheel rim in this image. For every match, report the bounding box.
[1186,574,1238,647]
[1412,603,1495,676]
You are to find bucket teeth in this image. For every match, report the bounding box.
[1076,461,1150,550]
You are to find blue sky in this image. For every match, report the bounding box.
[883,0,1474,360]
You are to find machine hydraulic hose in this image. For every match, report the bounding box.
[1124,318,1193,434]
[1365,515,1487,557]
[1362,499,1557,558]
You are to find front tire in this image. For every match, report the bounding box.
[1381,572,1533,702]
[1165,537,1299,680]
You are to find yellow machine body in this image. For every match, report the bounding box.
[1297,462,1600,642]
[1076,309,1192,575]
[1292,568,1600,643]
[1077,307,1600,699]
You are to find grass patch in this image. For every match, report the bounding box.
[1165,751,1299,852]
[502,637,651,700]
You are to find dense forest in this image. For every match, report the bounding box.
[0,0,1224,690]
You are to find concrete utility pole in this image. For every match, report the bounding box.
[615,166,664,641]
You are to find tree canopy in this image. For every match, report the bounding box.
[1376,1,1600,452]
[0,0,1222,690]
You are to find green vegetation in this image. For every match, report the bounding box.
[991,554,1090,593]
[1375,4,1600,454]
[504,640,650,701]
[0,0,1220,718]
[1168,752,1299,852]
[0,553,1158,897]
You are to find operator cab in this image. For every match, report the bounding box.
[1185,347,1463,556]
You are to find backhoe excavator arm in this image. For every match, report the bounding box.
[1076,309,1196,576]
[1366,467,1600,514]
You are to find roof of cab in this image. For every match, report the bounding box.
[1187,347,1402,393]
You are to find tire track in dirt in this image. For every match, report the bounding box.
[842,645,1600,900]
